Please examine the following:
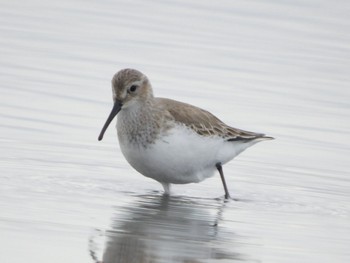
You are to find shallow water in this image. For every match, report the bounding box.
[1,0,350,262]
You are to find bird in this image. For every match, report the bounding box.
[98,69,273,199]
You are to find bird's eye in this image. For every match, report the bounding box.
[129,85,138,93]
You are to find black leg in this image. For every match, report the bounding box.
[216,162,230,199]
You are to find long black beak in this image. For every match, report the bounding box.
[98,100,122,141]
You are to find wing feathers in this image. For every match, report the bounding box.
[156,98,272,141]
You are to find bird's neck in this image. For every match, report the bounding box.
[117,99,162,147]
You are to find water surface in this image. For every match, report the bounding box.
[1,0,350,262]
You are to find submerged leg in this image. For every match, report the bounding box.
[161,182,171,196]
[216,162,230,199]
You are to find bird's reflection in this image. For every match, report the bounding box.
[91,194,246,263]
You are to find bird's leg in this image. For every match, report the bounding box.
[161,182,171,196]
[216,162,230,199]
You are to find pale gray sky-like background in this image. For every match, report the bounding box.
[1,0,349,262]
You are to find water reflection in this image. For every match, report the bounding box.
[94,195,245,263]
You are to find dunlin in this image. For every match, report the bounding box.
[98,69,273,199]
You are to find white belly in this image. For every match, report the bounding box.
[118,125,247,184]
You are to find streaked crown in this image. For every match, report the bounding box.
[111,69,153,106]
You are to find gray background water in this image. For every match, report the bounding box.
[1,0,349,262]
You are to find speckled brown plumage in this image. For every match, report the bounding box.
[156,98,270,142]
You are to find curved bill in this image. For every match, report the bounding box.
[98,100,122,141]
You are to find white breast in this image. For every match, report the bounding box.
[118,124,248,184]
